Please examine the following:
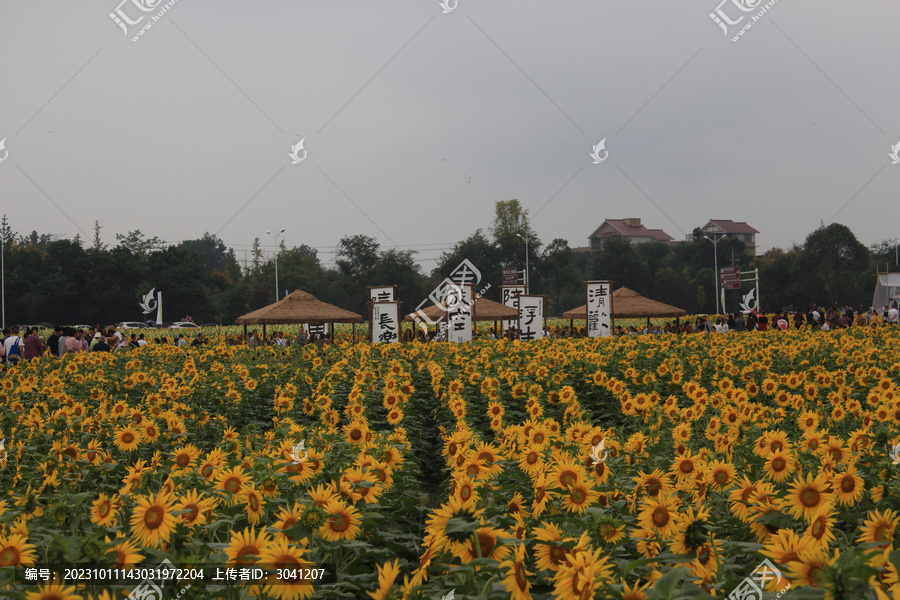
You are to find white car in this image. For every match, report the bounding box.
[168,322,200,329]
[116,321,147,329]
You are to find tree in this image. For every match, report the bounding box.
[794,223,870,307]
[115,230,163,255]
[335,235,380,280]
[537,239,582,314]
[490,199,541,271]
[92,221,108,251]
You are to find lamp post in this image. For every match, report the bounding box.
[516,232,529,290]
[704,234,721,315]
[266,229,285,301]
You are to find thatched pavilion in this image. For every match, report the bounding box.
[563,286,687,330]
[235,290,363,340]
[403,296,519,336]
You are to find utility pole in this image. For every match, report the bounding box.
[704,234,722,315]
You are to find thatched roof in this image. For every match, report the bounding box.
[236,290,363,325]
[563,287,687,320]
[403,296,519,322]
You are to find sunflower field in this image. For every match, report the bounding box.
[3,327,900,599]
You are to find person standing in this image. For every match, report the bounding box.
[23,328,44,360]
[57,328,70,357]
[47,326,61,357]
[3,326,25,364]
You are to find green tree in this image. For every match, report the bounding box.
[794,223,870,307]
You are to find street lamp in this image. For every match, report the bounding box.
[266,229,285,301]
[704,234,721,315]
[516,232,529,290]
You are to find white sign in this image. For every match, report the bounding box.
[586,281,612,338]
[446,285,473,344]
[371,302,400,344]
[306,323,327,337]
[518,295,544,341]
[369,286,395,303]
[501,286,525,333]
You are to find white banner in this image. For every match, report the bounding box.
[501,285,526,333]
[368,286,395,303]
[371,302,400,343]
[518,295,544,341]
[586,281,612,338]
[446,285,473,344]
[306,323,327,337]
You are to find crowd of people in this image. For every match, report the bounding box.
[0,324,210,365]
[2,303,896,364]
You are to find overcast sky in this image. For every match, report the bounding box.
[1,1,898,273]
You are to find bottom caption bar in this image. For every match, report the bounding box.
[10,563,336,586]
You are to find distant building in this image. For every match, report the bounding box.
[588,218,674,251]
[700,220,759,255]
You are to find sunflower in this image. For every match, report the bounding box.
[763,449,796,483]
[552,543,614,600]
[175,489,217,527]
[786,473,833,522]
[319,498,362,542]
[423,496,485,550]
[239,485,266,525]
[622,579,651,600]
[499,543,533,600]
[534,522,574,571]
[260,537,315,600]
[832,464,864,507]
[24,580,83,600]
[857,508,900,556]
[455,525,511,563]
[787,548,836,589]
[90,493,119,528]
[802,503,837,549]
[0,533,37,567]
[272,503,303,541]
[562,481,598,514]
[634,469,672,499]
[216,465,251,498]
[707,460,736,490]
[638,494,679,539]
[671,452,698,481]
[367,559,401,600]
[105,535,143,568]
[171,444,201,473]
[113,426,142,452]
[761,527,812,568]
[548,456,589,490]
[129,491,176,548]
[226,526,271,566]
[670,507,711,556]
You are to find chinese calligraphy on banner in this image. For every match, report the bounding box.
[446,284,473,344]
[518,295,544,341]
[501,285,525,332]
[368,286,395,303]
[371,302,400,343]
[586,281,613,338]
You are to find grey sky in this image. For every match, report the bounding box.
[1,1,898,273]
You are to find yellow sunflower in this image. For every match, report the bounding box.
[24,580,83,600]
[129,491,176,548]
[499,543,533,600]
[786,473,833,522]
[113,426,142,452]
[319,498,362,542]
[638,494,679,539]
[90,493,119,528]
[367,559,401,600]
[225,526,271,566]
[0,533,37,567]
[260,537,315,600]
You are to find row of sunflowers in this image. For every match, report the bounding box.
[2,326,900,599]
